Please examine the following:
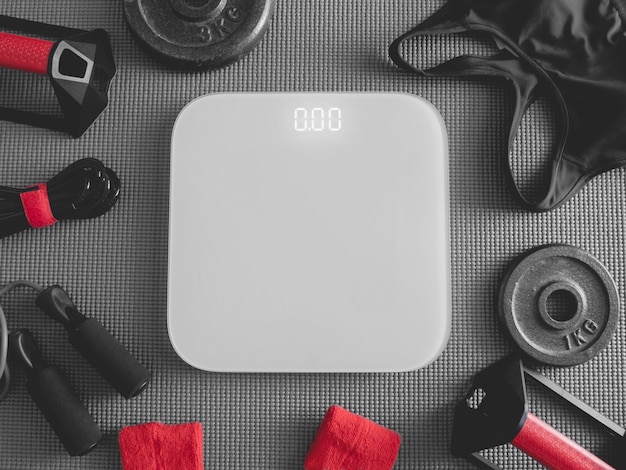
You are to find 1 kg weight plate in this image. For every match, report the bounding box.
[123,0,275,69]
[498,245,619,366]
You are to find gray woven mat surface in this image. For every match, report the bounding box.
[1,1,625,469]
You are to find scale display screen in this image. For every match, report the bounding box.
[168,93,449,372]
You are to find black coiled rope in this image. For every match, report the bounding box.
[0,158,120,238]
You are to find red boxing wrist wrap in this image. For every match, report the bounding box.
[119,422,203,470]
[20,184,58,229]
[304,405,401,470]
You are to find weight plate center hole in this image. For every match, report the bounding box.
[546,289,578,322]
[537,282,585,331]
[185,0,211,6]
[168,0,227,20]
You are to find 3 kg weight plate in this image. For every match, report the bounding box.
[123,0,276,69]
[498,245,619,366]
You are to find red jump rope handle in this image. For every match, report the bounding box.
[512,412,615,470]
[0,31,53,75]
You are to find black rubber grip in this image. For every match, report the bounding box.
[26,365,102,456]
[69,318,151,399]
[36,285,151,398]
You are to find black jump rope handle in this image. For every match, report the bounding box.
[9,329,102,456]
[36,285,151,399]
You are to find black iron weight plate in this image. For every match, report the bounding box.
[498,245,619,366]
[123,0,276,69]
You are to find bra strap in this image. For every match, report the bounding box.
[390,3,577,211]
[389,1,469,76]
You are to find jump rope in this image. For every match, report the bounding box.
[0,158,120,238]
[0,156,122,399]
[0,281,151,455]
[0,159,149,456]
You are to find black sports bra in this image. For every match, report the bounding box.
[390,0,626,211]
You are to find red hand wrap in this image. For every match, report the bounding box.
[119,422,204,470]
[511,412,615,470]
[304,405,401,470]
[0,32,53,75]
[20,184,57,229]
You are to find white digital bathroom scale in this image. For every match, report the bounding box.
[168,92,449,372]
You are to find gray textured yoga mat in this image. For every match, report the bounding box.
[0,1,625,468]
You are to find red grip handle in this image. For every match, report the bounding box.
[0,31,53,75]
[512,412,615,470]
